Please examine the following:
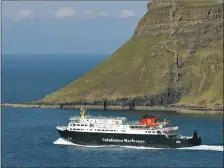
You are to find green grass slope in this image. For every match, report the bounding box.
[41,35,173,102]
[37,0,223,109]
[39,35,223,108]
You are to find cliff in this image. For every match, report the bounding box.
[35,0,223,109]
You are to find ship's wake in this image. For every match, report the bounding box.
[177,145,223,151]
[53,138,223,152]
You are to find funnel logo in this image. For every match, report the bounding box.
[147,119,151,124]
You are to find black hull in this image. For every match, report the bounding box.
[57,129,201,148]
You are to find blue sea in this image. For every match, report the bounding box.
[2,55,224,167]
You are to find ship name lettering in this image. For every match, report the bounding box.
[102,138,145,143]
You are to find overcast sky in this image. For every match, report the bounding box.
[2,1,149,56]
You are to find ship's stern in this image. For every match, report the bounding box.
[187,130,202,146]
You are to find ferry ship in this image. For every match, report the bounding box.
[56,108,202,148]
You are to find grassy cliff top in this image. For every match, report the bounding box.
[184,0,222,6]
[148,0,222,9]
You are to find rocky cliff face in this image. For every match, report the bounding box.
[37,0,223,109]
[135,0,223,37]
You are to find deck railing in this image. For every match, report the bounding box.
[69,115,127,121]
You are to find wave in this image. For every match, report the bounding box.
[177,145,223,152]
[53,138,223,152]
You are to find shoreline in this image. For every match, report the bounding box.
[1,103,223,115]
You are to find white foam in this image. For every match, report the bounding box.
[53,138,223,152]
[53,138,79,146]
[177,145,224,152]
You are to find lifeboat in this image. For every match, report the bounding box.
[139,113,170,127]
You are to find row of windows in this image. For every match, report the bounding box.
[70,128,85,131]
[83,119,119,123]
[96,129,117,132]
[130,126,146,129]
[70,123,124,128]
[145,131,156,133]
[145,131,161,134]
[70,124,88,127]
[96,129,125,132]
[69,128,125,132]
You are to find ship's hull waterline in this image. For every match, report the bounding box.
[57,129,201,148]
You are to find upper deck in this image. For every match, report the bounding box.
[59,108,179,136]
[70,115,127,121]
[68,107,172,129]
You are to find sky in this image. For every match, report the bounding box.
[2,1,149,56]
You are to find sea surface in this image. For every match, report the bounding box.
[1,55,224,167]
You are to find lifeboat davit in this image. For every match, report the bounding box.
[139,114,170,127]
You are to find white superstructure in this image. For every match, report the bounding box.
[56,108,179,137]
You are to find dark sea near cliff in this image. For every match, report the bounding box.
[1,55,223,167]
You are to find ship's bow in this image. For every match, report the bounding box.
[56,126,69,139]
